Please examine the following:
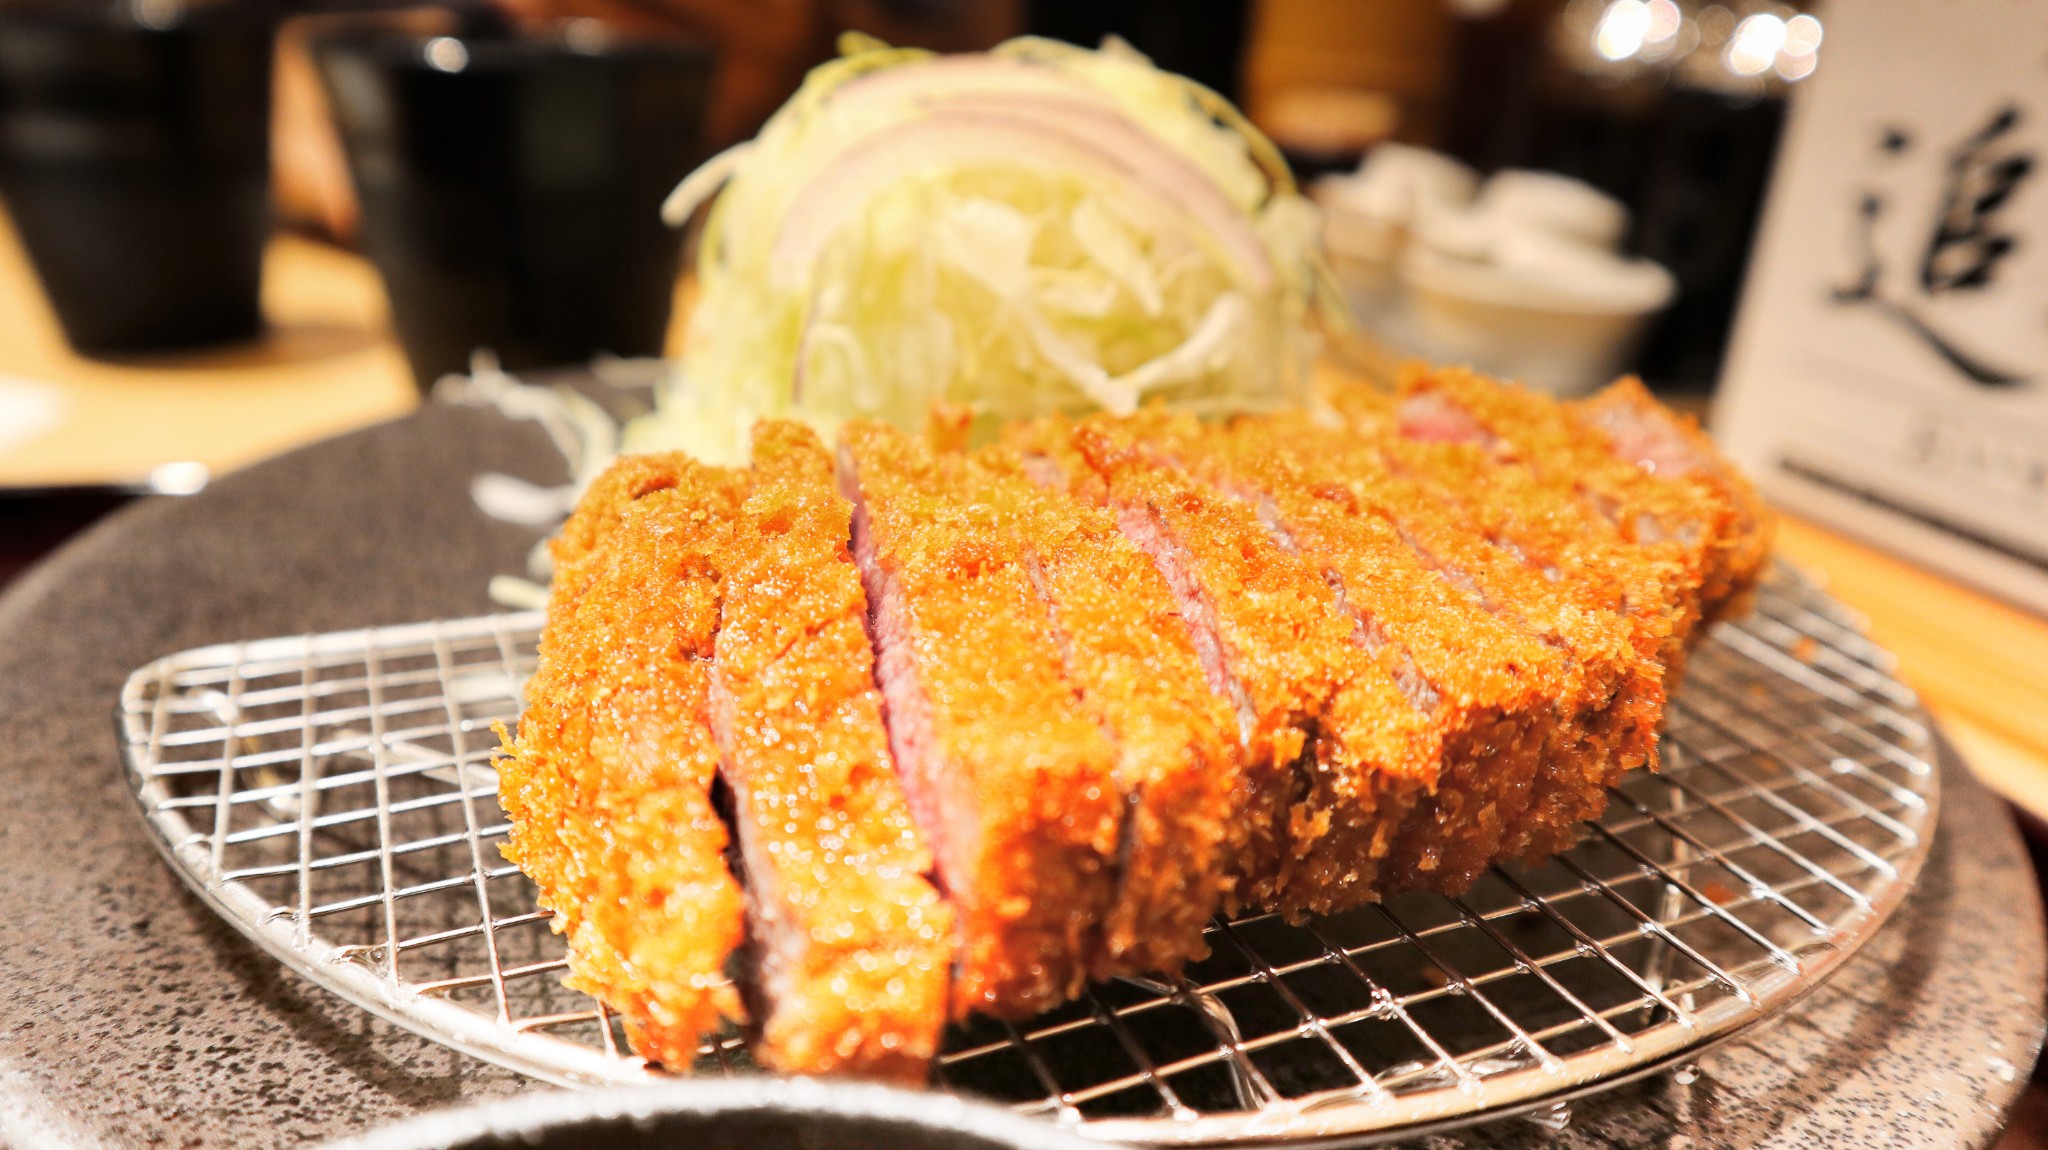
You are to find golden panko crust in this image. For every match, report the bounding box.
[975,444,1240,977]
[496,367,1771,1068]
[711,421,953,1079]
[843,420,1121,1020]
[499,463,748,1070]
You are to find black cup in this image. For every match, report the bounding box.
[313,30,712,390]
[0,1,275,354]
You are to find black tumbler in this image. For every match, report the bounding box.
[312,32,713,390]
[0,2,276,354]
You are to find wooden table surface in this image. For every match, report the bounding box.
[1771,516,2048,822]
[0,209,417,491]
[3,213,2045,825]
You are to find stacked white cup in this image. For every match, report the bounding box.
[1317,152,1676,395]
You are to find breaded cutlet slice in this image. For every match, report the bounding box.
[972,445,1239,978]
[1338,388,1686,855]
[1388,368,1760,634]
[1573,377,1773,623]
[709,421,952,1080]
[1378,372,1713,644]
[499,461,748,1070]
[1240,409,1655,869]
[838,420,1121,1020]
[1159,415,1562,901]
[1002,414,1358,912]
[1348,386,1690,666]
[547,452,701,591]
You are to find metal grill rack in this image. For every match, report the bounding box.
[119,564,1938,1145]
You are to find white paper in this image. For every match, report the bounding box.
[1716,0,2048,613]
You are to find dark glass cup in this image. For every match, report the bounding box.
[313,31,713,391]
[0,2,276,354]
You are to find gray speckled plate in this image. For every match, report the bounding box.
[0,403,2041,1149]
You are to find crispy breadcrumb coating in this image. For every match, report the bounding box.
[840,420,1121,1020]
[976,445,1239,977]
[1166,414,1563,901]
[1341,385,1686,856]
[1005,413,1358,912]
[498,369,1771,1061]
[710,421,953,1079]
[1574,377,1773,624]
[498,460,748,1070]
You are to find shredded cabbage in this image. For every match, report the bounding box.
[626,35,1322,463]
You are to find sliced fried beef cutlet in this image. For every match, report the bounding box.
[499,458,749,1070]
[1335,388,1687,856]
[547,452,702,589]
[1260,411,1655,860]
[1001,414,1381,913]
[709,422,952,1080]
[1388,368,1768,633]
[1359,378,1706,661]
[504,369,1766,1069]
[1573,377,1773,623]
[1365,369,1771,852]
[838,420,1122,1020]
[1378,374,1712,650]
[1147,413,1565,900]
[972,446,1239,978]
[1351,387,1690,665]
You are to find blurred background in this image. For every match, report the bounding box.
[0,0,1822,573]
[2,2,2046,1138]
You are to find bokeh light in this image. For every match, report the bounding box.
[1595,0,1653,61]
[1725,12,1788,76]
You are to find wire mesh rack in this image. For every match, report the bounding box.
[118,563,1938,1146]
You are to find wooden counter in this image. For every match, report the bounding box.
[1772,516,2048,821]
[3,215,2044,820]
[0,209,417,490]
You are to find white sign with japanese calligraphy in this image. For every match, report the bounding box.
[1716,0,2048,613]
